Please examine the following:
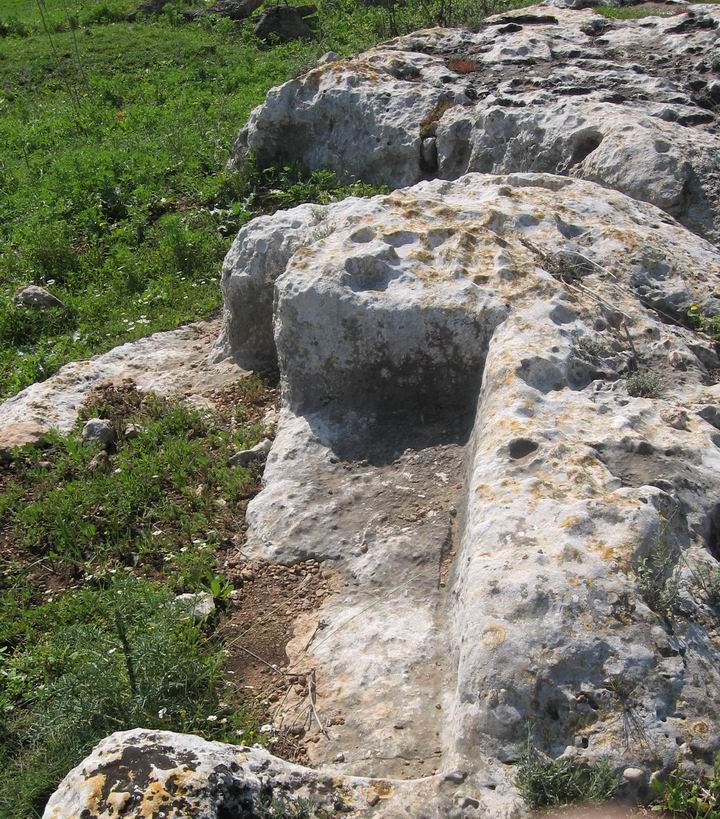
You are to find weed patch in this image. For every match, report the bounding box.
[516,739,619,809]
[0,379,279,816]
[0,575,255,819]
[626,369,662,398]
[635,523,680,615]
[651,754,720,818]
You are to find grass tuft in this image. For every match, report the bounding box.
[516,739,619,810]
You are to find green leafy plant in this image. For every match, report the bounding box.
[689,305,720,342]
[204,570,233,601]
[2,394,253,567]
[0,576,252,819]
[255,794,314,818]
[651,755,720,818]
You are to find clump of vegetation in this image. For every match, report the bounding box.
[0,575,254,819]
[255,794,315,818]
[572,330,611,359]
[595,4,682,18]
[686,560,720,614]
[626,369,662,398]
[636,525,680,615]
[0,380,278,816]
[689,304,720,343]
[516,740,619,809]
[650,755,720,818]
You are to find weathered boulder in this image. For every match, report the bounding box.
[253,4,316,41]
[13,285,65,309]
[215,172,720,812]
[41,729,379,817]
[231,4,720,244]
[44,180,720,817]
[40,7,720,818]
[81,417,115,447]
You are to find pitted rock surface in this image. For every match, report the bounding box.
[200,171,720,814]
[49,172,720,816]
[231,3,720,244]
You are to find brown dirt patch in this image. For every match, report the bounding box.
[446,57,482,74]
[220,556,335,763]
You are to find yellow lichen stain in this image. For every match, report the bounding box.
[481,623,507,649]
[599,544,617,562]
[106,789,132,814]
[690,720,709,737]
[139,778,179,817]
[371,780,394,798]
[84,773,109,813]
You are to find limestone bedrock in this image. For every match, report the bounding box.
[0,320,243,457]
[231,3,720,245]
[207,171,720,814]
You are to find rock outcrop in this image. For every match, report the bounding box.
[0,320,242,456]
[231,4,720,245]
[39,4,720,818]
[213,171,720,809]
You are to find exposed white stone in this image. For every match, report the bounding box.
[228,437,272,467]
[13,284,65,309]
[81,418,115,447]
[174,591,216,621]
[232,4,720,245]
[216,171,720,812]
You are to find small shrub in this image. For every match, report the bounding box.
[572,331,610,359]
[255,794,314,818]
[626,369,661,398]
[0,576,249,818]
[689,304,720,343]
[651,754,720,818]
[636,525,680,615]
[516,742,619,809]
[689,561,720,613]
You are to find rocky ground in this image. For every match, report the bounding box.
[6,1,720,817]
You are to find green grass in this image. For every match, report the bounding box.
[1,390,259,568]
[595,0,720,18]
[516,736,619,810]
[0,1,387,401]
[0,575,254,819]
[0,382,276,817]
[594,4,673,19]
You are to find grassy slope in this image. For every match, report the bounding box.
[0,0,385,400]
